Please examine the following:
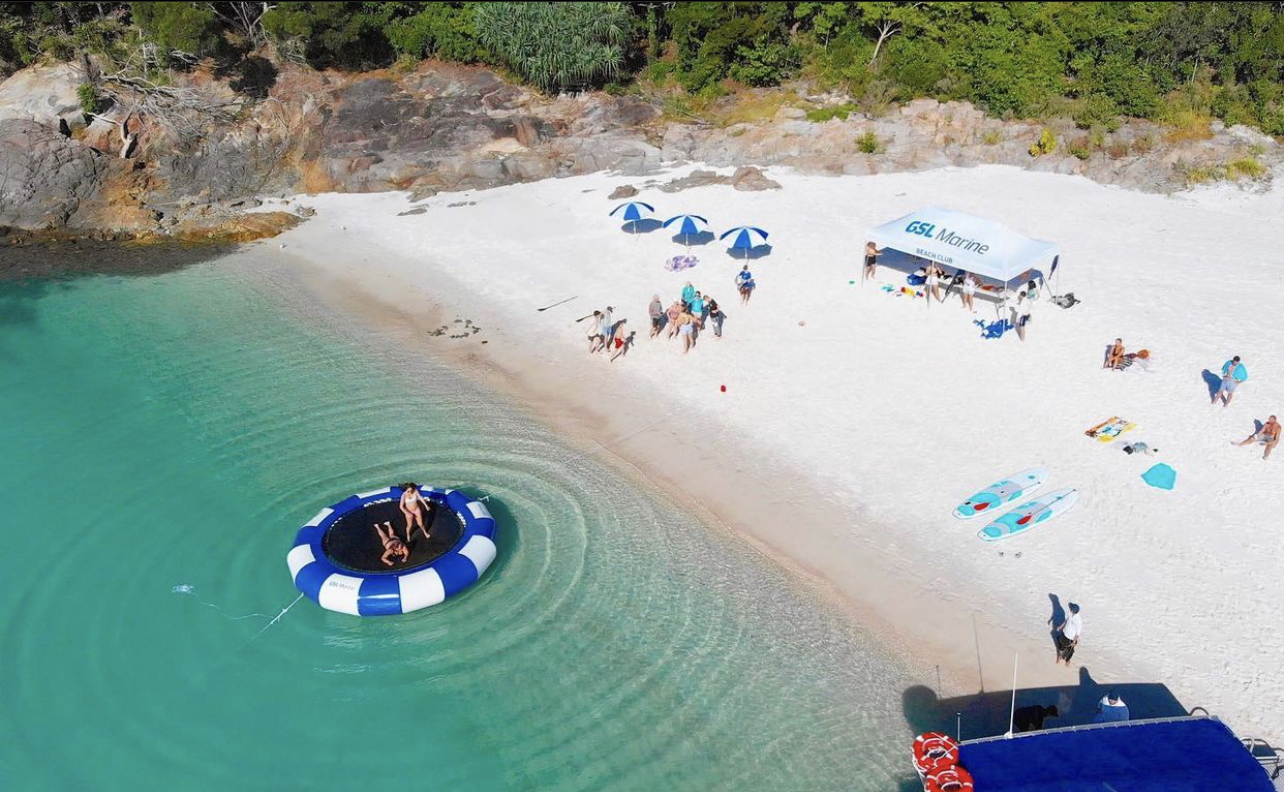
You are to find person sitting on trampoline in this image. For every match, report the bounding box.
[376,521,410,567]
[398,482,433,542]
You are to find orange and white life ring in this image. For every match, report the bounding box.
[925,764,975,792]
[912,732,959,775]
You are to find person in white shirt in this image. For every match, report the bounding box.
[1055,602,1081,664]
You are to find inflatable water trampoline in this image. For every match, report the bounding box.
[287,486,497,616]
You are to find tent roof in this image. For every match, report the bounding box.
[957,717,1272,792]
[868,206,1058,283]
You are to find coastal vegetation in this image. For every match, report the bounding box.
[3,2,1283,137]
[2,3,1282,135]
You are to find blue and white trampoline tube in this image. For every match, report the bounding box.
[287,486,497,616]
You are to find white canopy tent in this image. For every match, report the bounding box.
[867,206,1060,287]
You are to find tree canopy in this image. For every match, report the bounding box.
[1,2,1281,135]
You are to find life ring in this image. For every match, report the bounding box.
[925,765,974,792]
[912,732,959,775]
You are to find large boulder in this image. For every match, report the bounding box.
[0,118,109,229]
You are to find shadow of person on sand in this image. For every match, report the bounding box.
[1202,369,1223,401]
[1047,594,1066,655]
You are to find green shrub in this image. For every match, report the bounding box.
[385,2,485,63]
[1028,128,1057,157]
[856,130,879,154]
[131,1,219,58]
[806,103,856,123]
[1228,157,1267,180]
[475,2,628,92]
[262,2,392,69]
[76,83,104,115]
[1068,138,1091,160]
[981,130,1002,145]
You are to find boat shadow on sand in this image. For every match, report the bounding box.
[894,670,1190,791]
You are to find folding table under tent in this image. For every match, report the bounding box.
[867,206,1060,313]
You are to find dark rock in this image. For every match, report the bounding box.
[0,119,109,229]
[609,184,638,199]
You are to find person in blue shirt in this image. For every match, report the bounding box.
[1214,355,1248,407]
[1092,691,1129,723]
[736,265,755,304]
[681,281,696,308]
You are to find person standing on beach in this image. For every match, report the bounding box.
[648,295,664,338]
[1015,291,1033,342]
[736,265,755,304]
[924,265,941,307]
[707,297,725,338]
[588,309,605,353]
[675,309,696,353]
[666,300,683,339]
[1233,414,1280,460]
[1054,603,1081,664]
[681,282,696,310]
[960,273,977,313]
[1214,355,1248,406]
[863,241,881,283]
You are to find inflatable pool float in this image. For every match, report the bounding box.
[287,486,497,616]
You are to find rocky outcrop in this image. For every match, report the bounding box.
[0,59,1279,241]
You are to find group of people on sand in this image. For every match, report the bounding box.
[584,265,757,359]
[864,241,1042,338]
[373,482,435,567]
[1208,355,1278,460]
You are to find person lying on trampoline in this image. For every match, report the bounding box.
[376,521,410,567]
[398,482,433,542]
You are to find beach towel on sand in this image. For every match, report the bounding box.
[666,255,699,272]
[975,318,1012,339]
[1142,463,1176,490]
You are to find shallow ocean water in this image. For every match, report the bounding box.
[0,250,924,791]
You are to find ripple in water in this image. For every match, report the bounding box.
[0,251,924,791]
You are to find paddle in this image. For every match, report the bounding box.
[537,295,578,312]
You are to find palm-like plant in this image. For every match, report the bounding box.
[475,2,629,93]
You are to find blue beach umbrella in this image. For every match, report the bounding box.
[720,225,769,254]
[609,201,655,223]
[663,214,710,247]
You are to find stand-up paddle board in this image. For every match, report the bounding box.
[953,467,1049,520]
[978,488,1078,542]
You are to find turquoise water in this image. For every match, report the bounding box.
[0,252,920,791]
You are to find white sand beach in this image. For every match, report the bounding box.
[264,164,1284,741]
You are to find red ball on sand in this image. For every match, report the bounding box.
[720,385,727,392]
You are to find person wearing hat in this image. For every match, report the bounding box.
[1092,691,1129,723]
[1055,603,1082,665]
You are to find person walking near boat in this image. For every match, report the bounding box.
[648,295,664,338]
[1214,355,1248,407]
[1054,602,1081,665]
[1233,414,1280,460]
[863,241,881,284]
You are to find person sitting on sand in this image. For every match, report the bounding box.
[1233,414,1280,460]
[863,241,880,283]
[398,482,433,542]
[665,300,683,339]
[1105,338,1125,369]
[376,521,410,567]
[648,295,664,338]
[736,265,755,304]
[1092,691,1129,724]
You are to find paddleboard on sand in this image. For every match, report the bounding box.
[978,488,1078,542]
[953,467,1049,520]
